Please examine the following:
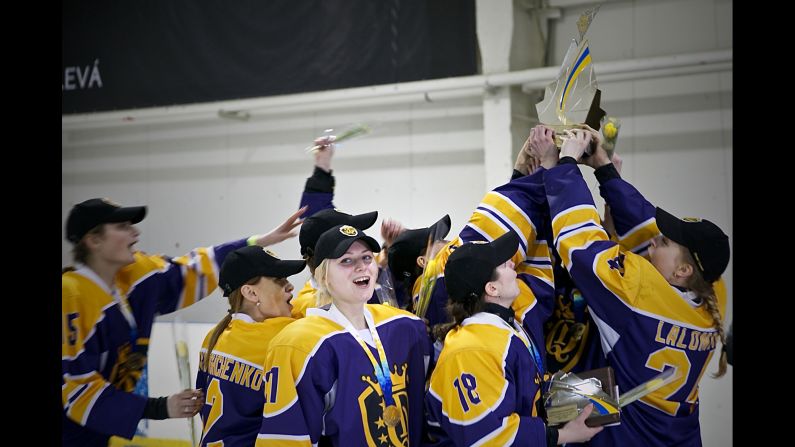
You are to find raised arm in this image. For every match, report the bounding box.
[300,135,337,216]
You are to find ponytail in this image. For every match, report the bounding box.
[202,277,259,372]
[682,250,726,378]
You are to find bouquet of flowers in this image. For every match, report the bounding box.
[601,117,621,159]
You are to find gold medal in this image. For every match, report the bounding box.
[383,404,401,427]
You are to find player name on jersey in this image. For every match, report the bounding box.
[198,351,264,392]
[653,321,719,352]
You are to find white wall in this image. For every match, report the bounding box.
[544,2,732,446]
[63,0,732,444]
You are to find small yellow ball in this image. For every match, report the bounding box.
[603,122,618,139]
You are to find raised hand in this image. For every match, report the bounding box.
[380,218,405,248]
[313,135,336,173]
[559,128,593,162]
[528,125,559,169]
[254,206,308,247]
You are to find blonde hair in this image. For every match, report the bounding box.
[680,249,727,378]
[312,259,333,308]
[201,277,260,372]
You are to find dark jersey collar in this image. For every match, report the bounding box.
[482,302,514,326]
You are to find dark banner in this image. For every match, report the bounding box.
[62,0,477,114]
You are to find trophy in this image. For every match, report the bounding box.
[535,6,606,154]
[544,366,679,427]
[544,367,621,427]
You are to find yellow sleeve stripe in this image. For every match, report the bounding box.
[172,247,222,308]
[617,217,658,253]
[524,240,552,263]
[480,192,535,235]
[469,208,534,262]
[551,204,602,236]
[470,414,520,447]
[555,226,608,271]
[478,192,535,241]
[255,433,311,447]
[466,214,536,266]
[65,378,109,425]
[517,261,554,289]
[468,212,512,242]
[180,263,198,308]
[197,247,219,294]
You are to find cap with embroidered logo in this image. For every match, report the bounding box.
[219,245,306,297]
[655,207,730,283]
[299,208,378,256]
[313,224,381,266]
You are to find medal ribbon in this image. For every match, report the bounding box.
[335,307,397,408]
[501,317,544,384]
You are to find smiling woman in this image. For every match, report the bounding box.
[256,225,432,447]
[196,245,306,446]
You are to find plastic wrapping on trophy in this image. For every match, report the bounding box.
[535,6,608,155]
[544,367,621,427]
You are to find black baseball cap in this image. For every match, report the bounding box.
[655,207,730,283]
[219,246,306,296]
[387,214,451,279]
[65,198,147,243]
[444,231,520,303]
[313,225,381,266]
[299,208,378,256]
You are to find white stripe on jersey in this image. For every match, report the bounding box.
[470,415,517,447]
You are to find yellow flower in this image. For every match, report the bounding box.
[603,122,618,139]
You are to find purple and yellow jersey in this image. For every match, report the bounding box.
[196,316,295,447]
[290,278,384,320]
[256,304,430,447]
[290,280,319,319]
[544,174,661,374]
[426,313,547,446]
[421,169,556,349]
[544,163,726,446]
[599,175,659,258]
[62,238,245,446]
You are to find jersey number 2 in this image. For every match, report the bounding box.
[201,378,224,446]
[644,346,694,415]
